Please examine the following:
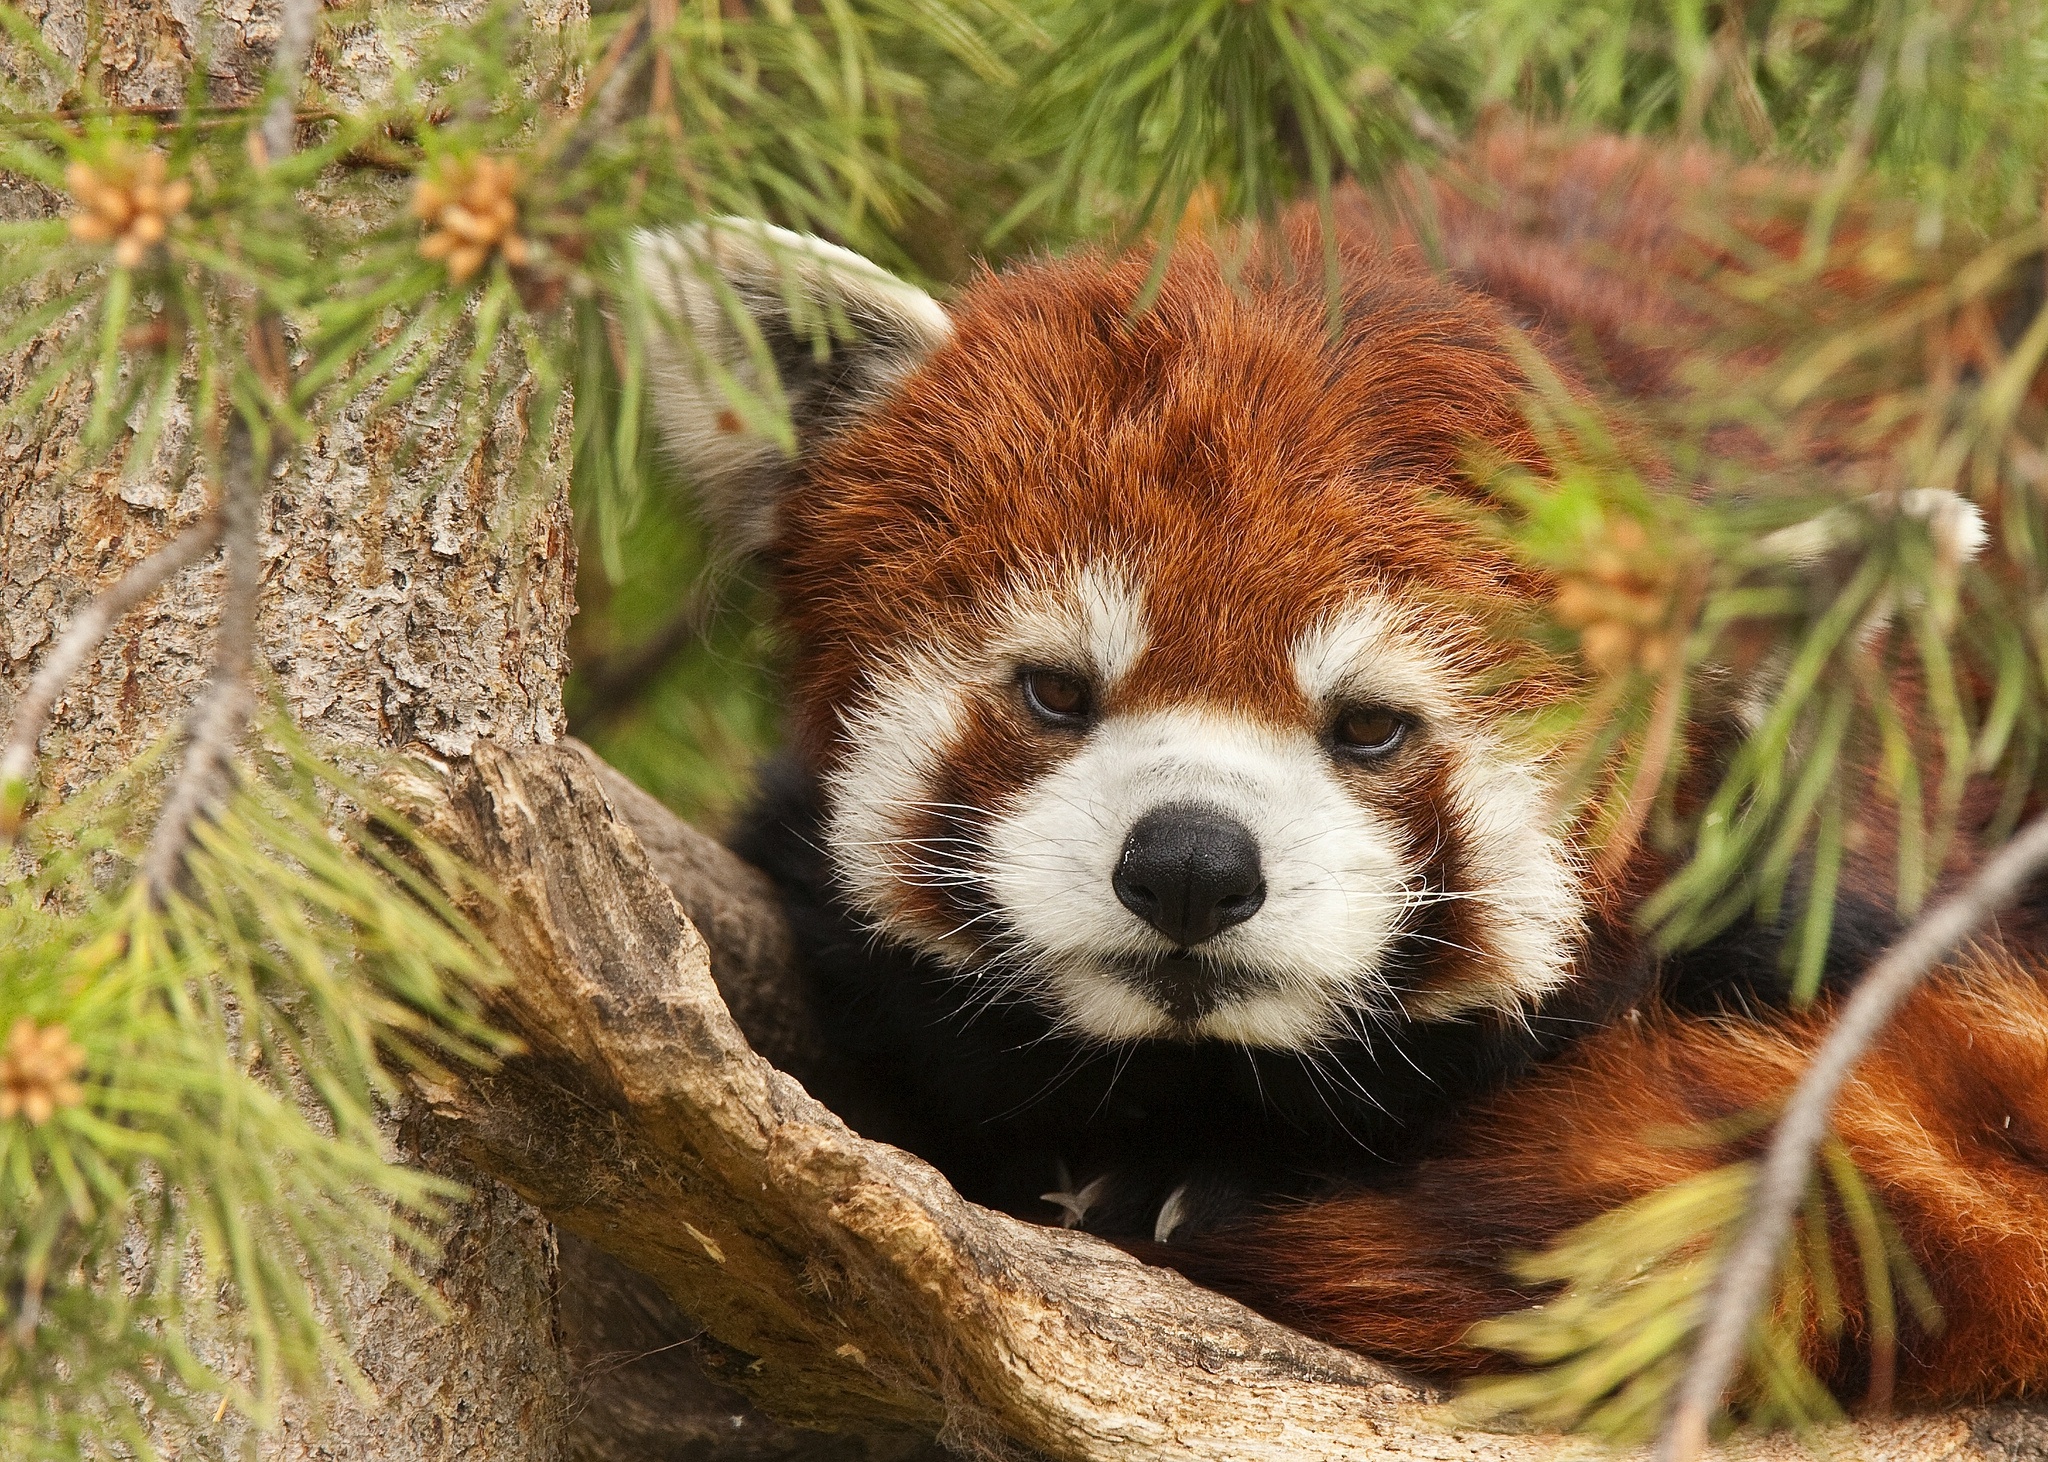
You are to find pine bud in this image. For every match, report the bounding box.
[0,1018,87,1125]
[413,155,533,283]
[1552,516,1689,677]
[66,145,191,268]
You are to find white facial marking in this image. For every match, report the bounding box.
[1199,990,1343,1048]
[985,707,1412,1046]
[1046,965,1180,1043]
[1291,596,1462,721]
[1401,748,1581,1019]
[826,579,1587,1053]
[823,643,975,953]
[825,560,1147,959]
[1291,602,1584,1022]
[994,561,1149,688]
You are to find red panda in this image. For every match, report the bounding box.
[634,131,2048,1406]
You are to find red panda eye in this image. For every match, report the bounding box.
[1020,669,1093,726]
[1333,706,1408,760]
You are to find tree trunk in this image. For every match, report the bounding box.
[0,5,580,1457]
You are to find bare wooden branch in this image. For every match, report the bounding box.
[1657,806,2048,1462]
[410,737,2013,1462]
[0,510,220,833]
[577,751,835,1083]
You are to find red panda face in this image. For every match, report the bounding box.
[639,219,1593,1053]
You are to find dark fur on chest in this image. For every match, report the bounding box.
[730,759,1658,1236]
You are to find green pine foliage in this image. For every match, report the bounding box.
[1455,1143,1939,1443]
[3,0,2046,1452]
[998,0,1457,275]
[0,720,504,1457]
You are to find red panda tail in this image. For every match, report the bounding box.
[1148,950,2048,1404]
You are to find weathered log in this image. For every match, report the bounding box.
[553,1230,951,1462]
[412,737,2027,1462]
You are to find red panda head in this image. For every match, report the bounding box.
[640,218,1590,1052]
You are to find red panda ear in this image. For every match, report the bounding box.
[631,220,951,557]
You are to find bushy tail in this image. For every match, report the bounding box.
[1149,951,2048,1406]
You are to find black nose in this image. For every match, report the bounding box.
[1112,803,1266,947]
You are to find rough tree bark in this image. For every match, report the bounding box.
[0,5,580,1458]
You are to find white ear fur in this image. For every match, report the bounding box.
[1736,487,1989,731]
[1754,486,1987,567]
[631,220,951,557]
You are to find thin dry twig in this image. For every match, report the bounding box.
[139,432,264,900]
[0,511,222,832]
[647,0,682,143]
[258,0,324,164]
[552,9,652,175]
[0,105,340,131]
[135,4,316,897]
[1655,804,2048,1462]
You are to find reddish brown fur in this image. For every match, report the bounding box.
[768,128,2048,1404]
[775,218,1568,754]
[775,157,1613,1008]
[1153,947,2048,1401]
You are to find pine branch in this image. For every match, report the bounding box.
[1656,806,2048,1461]
[551,12,650,175]
[138,434,263,901]
[137,0,317,899]
[0,510,221,835]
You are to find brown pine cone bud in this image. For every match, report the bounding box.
[66,146,192,269]
[1552,516,1690,677]
[414,155,533,282]
[0,1017,87,1125]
